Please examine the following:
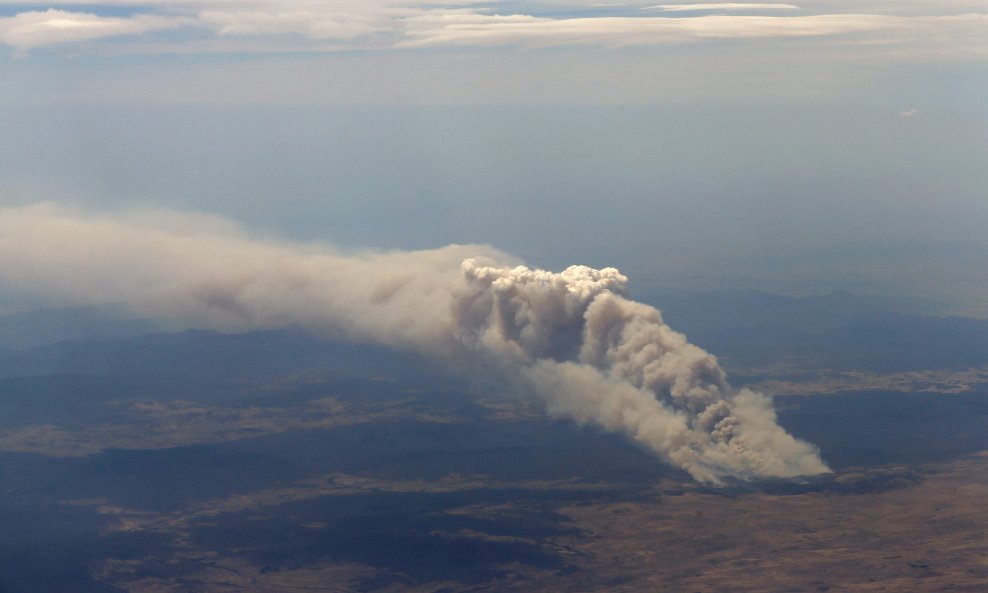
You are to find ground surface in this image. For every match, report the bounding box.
[1,328,987,592]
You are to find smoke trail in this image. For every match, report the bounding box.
[0,203,828,482]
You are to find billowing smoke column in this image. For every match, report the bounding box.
[0,203,828,482]
[455,262,828,481]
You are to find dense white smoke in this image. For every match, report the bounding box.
[0,203,828,482]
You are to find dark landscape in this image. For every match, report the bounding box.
[1,294,987,592]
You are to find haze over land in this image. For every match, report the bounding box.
[1,0,986,315]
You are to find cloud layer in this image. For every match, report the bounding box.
[0,203,828,482]
[0,0,983,55]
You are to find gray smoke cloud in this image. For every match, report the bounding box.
[0,203,828,482]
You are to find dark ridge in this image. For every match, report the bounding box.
[776,391,988,469]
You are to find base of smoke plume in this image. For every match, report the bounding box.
[521,360,828,484]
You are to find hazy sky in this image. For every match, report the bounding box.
[0,1,985,310]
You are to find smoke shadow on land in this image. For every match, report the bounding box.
[775,391,988,470]
[705,389,988,496]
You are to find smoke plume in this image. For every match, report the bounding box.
[0,203,828,482]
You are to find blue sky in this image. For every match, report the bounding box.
[0,1,986,312]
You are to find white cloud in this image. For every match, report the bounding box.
[900,107,919,117]
[648,4,800,12]
[197,9,386,40]
[0,9,183,50]
[398,13,988,49]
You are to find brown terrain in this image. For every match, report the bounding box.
[3,364,987,593]
[77,453,988,593]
